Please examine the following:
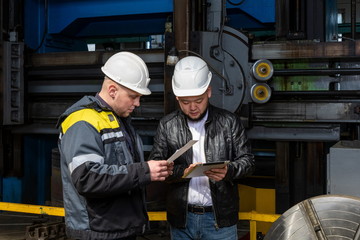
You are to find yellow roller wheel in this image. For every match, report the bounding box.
[250,83,272,103]
[251,59,274,81]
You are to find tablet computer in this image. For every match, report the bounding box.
[183,161,229,178]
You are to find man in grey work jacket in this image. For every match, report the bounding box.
[57,52,173,240]
[148,56,255,240]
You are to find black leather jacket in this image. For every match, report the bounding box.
[148,104,255,228]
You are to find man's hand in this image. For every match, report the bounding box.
[183,163,201,177]
[147,160,174,181]
[204,165,227,181]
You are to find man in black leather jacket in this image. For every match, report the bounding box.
[148,56,255,240]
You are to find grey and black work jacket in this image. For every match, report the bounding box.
[57,96,151,240]
[148,104,255,228]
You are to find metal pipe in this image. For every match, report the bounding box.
[0,0,2,41]
[201,0,207,31]
[351,0,356,40]
[295,0,301,32]
[173,0,190,52]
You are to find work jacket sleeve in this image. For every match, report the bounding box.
[61,121,151,198]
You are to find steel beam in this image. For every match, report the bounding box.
[247,125,340,141]
[252,41,360,60]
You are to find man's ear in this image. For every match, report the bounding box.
[108,84,117,99]
[207,86,212,98]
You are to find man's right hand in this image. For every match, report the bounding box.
[147,160,174,181]
[182,162,201,177]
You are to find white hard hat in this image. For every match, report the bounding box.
[101,52,151,95]
[172,56,212,97]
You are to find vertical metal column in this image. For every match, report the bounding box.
[0,0,3,42]
[173,0,190,52]
[351,0,356,40]
[275,142,290,214]
[306,142,325,198]
[276,0,306,39]
[276,0,336,41]
[307,0,325,41]
[1,41,24,125]
[291,142,306,204]
[0,0,4,195]
[325,0,338,42]
[164,0,192,114]
[275,0,290,38]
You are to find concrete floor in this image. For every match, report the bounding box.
[0,212,170,240]
[0,212,35,240]
[0,212,250,240]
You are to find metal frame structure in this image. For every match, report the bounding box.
[0,201,280,240]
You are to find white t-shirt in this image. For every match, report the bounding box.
[187,111,212,206]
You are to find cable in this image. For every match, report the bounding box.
[202,0,234,86]
[218,0,226,49]
[33,0,48,52]
[341,36,356,42]
[227,0,246,6]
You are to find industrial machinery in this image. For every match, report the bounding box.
[264,195,360,239]
[1,0,360,237]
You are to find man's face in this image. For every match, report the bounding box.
[112,84,142,118]
[176,87,211,121]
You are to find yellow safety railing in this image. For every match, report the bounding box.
[0,202,280,240]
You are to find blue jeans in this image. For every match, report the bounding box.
[170,212,238,240]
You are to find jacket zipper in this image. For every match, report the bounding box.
[209,180,219,230]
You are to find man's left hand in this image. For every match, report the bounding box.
[204,165,227,181]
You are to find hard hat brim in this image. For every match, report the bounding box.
[120,81,152,95]
[102,67,152,95]
[172,71,212,97]
[110,77,152,95]
[172,78,211,97]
